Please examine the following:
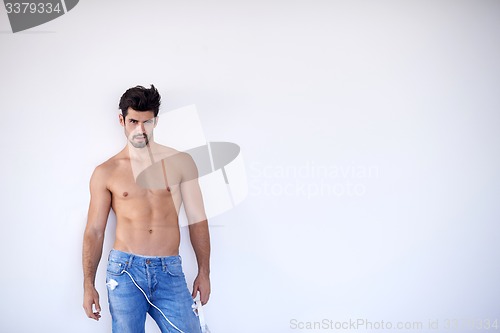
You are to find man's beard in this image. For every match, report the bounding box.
[129,134,149,148]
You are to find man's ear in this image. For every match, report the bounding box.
[154,116,159,128]
[119,114,125,127]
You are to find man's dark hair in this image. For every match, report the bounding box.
[119,84,161,118]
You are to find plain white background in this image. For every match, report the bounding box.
[1,1,499,332]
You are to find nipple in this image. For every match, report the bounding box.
[123,192,128,197]
[167,186,170,192]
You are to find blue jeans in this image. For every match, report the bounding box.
[106,249,202,333]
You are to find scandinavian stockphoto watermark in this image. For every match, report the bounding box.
[140,105,247,223]
[289,318,500,331]
[249,161,379,198]
[3,0,79,33]
[290,318,424,331]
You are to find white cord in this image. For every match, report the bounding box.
[193,298,210,333]
[121,270,185,333]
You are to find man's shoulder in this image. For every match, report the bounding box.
[94,157,115,173]
[154,144,182,159]
[93,152,127,177]
[152,144,191,162]
[153,145,195,167]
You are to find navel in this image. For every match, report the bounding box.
[149,229,153,234]
[123,192,128,197]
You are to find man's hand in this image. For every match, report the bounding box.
[83,285,102,321]
[192,273,211,305]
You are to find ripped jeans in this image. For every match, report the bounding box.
[106,249,202,333]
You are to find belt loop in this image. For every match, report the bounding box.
[161,257,167,272]
[127,254,134,269]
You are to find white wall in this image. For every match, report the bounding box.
[1,1,499,332]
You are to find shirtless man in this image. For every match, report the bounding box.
[82,85,210,333]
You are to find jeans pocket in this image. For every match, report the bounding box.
[107,260,125,276]
[166,262,185,277]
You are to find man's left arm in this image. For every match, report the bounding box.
[179,153,211,305]
[188,219,211,305]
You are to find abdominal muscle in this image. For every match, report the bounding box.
[112,198,182,257]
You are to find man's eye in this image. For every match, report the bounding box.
[130,120,138,123]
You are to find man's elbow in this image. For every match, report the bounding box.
[84,225,106,242]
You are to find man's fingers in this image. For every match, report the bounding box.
[85,307,97,320]
[83,294,101,321]
[95,298,101,313]
[192,283,199,298]
[91,297,101,320]
[192,276,210,305]
[88,309,101,321]
[201,291,210,305]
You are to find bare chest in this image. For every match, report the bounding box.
[108,162,182,208]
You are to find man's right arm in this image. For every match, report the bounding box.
[82,165,111,321]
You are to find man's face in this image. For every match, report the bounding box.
[120,108,157,148]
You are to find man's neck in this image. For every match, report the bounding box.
[128,142,156,160]
[125,141,160,180]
